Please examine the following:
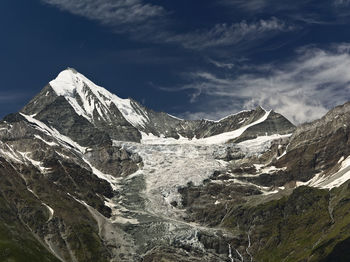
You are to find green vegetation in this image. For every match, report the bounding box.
[0,197,60,262]
[67,224,109,262]
[223,184,350,261]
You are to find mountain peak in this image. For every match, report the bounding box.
[66,67,78,73]
[49,68,89,97]
[254,105,268,113]
[48,68,152,131]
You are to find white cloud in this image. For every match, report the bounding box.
[40,1,295,51]
[41,0,165,31]
[334,0,350,6]
[208,59,235,69]
[219,0,316,13]
[165,17,295,50]
[166,44,350,124]
[220,0,270,11]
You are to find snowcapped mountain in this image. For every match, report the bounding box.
[1,69,350,261]
[22,68,295,145]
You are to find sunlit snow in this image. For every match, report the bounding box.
[49,69,150,128]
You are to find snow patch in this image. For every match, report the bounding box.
[17,151,51,174]
[82,158,120,191]
[199,110,272,145]
[141,110,274,146]
[34,135,59,147]
[338,156,345,164]
[42,202,54,222]
[318,156,350,189]
[238,133,292,155]
[167,114,183,121]
[254,164,287,174]
[296,156,350,189]
[0,147,23,163]
[20,113,86,153]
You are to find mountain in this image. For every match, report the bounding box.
[21,68,295,144]
[0,68,350,261]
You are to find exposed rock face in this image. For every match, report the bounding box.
[0,112,140,261]
[22,84,141,144]
[231,110,295,143]
[2,68,350,262]
[274,102,350,183]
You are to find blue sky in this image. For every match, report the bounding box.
[1,0,350,123]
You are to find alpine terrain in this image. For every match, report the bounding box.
[1,68,350,262]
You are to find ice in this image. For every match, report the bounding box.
[140,132,196,145]
[116,141,234,217]
[238,133,292,155]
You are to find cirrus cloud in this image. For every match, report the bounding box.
[40,0,295,51]
[164,44,350,124]
[41,0,166,32]
[164,17,295,50]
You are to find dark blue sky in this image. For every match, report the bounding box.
[1,0,350,123]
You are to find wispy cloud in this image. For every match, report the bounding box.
[221,0,350,24]
[219,0,313,13]
[0,92,29,102]
[220,0,273,12]
[334,0,350,6]
[41,0,165,32]
[41,1,295,52]
[164,18,295,50]
[208,59,235,69]
[164,44,350,124]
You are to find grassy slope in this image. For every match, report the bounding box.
[223,183,350,261]
[0,197,60,262]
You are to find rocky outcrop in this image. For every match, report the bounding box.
[231,109,295,143]
[275,102,350,183]
[0,113,142,261]
[22,84,141,144]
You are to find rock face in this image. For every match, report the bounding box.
[272,102,350,184]
[1,68,350,262]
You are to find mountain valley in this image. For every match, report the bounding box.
[1,68,350,262]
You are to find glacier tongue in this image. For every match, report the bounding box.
[114,140,229,218]
[49,68,150,128]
